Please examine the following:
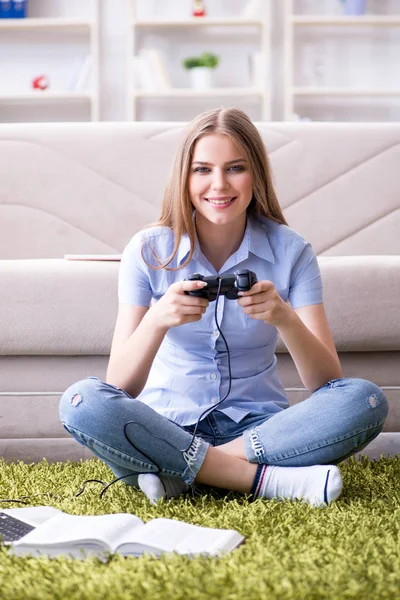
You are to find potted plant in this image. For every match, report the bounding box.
[182,52,219,90]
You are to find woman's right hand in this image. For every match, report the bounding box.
[149,280,209,331]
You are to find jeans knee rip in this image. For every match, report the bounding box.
[328,378,343,388]
[367,393,379,409]
[71,393,83,407]
[249,428,265,464]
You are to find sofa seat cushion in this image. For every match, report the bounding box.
[1,255,400,355]
[1,259,118,355]
[278,255,400,353]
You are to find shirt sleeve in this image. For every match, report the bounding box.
[118,233,153,306]
[288,241,323,309]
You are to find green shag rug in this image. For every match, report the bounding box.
[0,456,399,600]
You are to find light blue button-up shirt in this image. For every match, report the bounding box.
[118,214,323,426]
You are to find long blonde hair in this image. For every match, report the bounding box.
[143,107,288,270]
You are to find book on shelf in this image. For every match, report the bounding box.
[242,0,264,19]
[0,0,27,18]
[11,0,27,18]
[0,0,12,18]
[68,54,92,92]
[134,49,171,91]
[64,254,121,261]
[249,51,265,89]
[1,506,245,560]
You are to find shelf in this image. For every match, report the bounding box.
[134,88,264,98]
[0,18,93,30]
[0,92,93,102]
[132,18,263,28]
[0,1,100,122]
[283,0,400,120]
[292,15,400,26]
[294,87,400,97]
[130,1,272,120]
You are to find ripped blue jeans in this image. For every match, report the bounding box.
[59,377,388,488]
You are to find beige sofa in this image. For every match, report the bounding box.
[0,122,399,463]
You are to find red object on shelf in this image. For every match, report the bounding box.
[192,0,206,17]
[32,75,49,90]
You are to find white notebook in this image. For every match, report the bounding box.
[5,507,244,560]
[64,254,121,261]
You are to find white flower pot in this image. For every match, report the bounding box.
[189,67,213,90]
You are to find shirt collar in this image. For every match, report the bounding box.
[177,212,275,266]
[247,214,275,263]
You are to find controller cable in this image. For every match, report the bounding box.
[85,278,233,498]
[0,280,234,503]
[181,278,232,451]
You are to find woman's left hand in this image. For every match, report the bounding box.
[238,280,291,327]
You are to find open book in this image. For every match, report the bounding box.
[3,507,244,560]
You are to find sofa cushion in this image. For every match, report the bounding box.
[1,259,118,355]
[278,255,400,352]
[0,122,399,259]
[1,255,400,355]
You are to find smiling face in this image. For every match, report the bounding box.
[188,134,253,233]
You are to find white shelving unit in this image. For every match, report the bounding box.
[0,2,100,122]
[128,1,272,122]
[283,0,400,121]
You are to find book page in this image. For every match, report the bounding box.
[13,513,144,554]
[117,518,244,557]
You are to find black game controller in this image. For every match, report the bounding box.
[184,269,257,302]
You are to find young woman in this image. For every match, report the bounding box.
[59,108,388,507]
